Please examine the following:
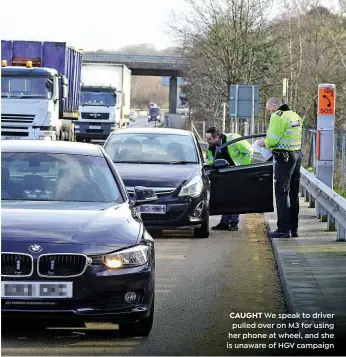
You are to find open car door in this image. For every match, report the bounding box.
[208,134,274,215]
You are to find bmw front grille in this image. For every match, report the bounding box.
[1,253,34,277]
[1,253,89,278]
[37,254,88,278]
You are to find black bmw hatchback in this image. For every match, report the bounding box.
[103,128,275,238]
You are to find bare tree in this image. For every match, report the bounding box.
[169,0,279,127]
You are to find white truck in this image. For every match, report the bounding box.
[75,63,131,142]
[1,40,82,141]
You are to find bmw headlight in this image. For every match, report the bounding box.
[178,175,203,198]
[102,245,149,269]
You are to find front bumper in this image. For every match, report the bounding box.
[1,127,56,140]
[137,193,209,230]
[74,122,116,140]
[1,264,154,323]
[148,116,160,121]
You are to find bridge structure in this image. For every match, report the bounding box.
[83,52,189,114]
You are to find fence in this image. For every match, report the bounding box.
[302,128,346,192]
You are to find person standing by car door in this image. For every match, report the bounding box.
[258,97,303,238]
[206,126,253,231]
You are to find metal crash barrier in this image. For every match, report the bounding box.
[300,167,346,241]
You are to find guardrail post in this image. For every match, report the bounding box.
[327,214,336,231]
[305,190,309,202]
[336,222,346,241]
[319,205,328,222]
[308,195,315,208]
[300,184,305,197]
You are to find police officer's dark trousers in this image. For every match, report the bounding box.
[274,150,302,233]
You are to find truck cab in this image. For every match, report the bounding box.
[75,85,118,142]
[148,106,161,122]
[1,40,82,141]
[1,61,68,140]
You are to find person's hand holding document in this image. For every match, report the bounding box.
[251,139,273,161]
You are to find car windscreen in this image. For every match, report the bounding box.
[1,152,123,203]
[104,133,199,164]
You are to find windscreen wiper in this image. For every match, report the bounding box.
[113,161,181,164]
[169,161,197,165]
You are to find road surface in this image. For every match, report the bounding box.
[129,116,158,128]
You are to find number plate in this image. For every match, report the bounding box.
[89,125,101,129]
[139,204,166,214]
[1,282,73,299]
[2,136,23,140]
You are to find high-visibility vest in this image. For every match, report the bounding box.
[207,133,253,166]
[265,108,303,151]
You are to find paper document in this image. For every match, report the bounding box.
[251,140,273,161]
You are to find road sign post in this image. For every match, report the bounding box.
[315,83,336,222]
[229,84,259,135]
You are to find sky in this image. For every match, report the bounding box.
[0,0,341,52]
[0,0,186,51]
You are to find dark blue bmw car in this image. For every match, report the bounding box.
[1,140,157,336]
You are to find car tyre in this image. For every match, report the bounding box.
[119,296,154,337]
[194,215,210,238]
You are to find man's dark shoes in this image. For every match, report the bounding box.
[212,222,229,231]
[291,231,298,237]
[229,224,239,231]
[269,230,290,238]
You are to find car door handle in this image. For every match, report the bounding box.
[255,173,271,180]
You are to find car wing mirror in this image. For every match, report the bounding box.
[213,158,229,169]
[133,186,158,207]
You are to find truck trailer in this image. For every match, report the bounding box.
[75,63,131,142]
[1,40,82,141]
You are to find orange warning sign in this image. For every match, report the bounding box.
[318,87,335,116]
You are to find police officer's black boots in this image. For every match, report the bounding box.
[269,230,290,238]
[291,231,298,237]
[212,222,229,230]
[229,223,239,231]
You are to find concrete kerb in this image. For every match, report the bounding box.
[264,219,295,316]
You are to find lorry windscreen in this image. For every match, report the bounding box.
[1,76,53,99]
[149,107,160,115]
[80,92,116,107]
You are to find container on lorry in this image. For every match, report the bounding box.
[1,40,82,141]
[75,63,131,142]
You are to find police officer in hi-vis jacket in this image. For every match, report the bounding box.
[259,97,303,238]
[206,126,253,232]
